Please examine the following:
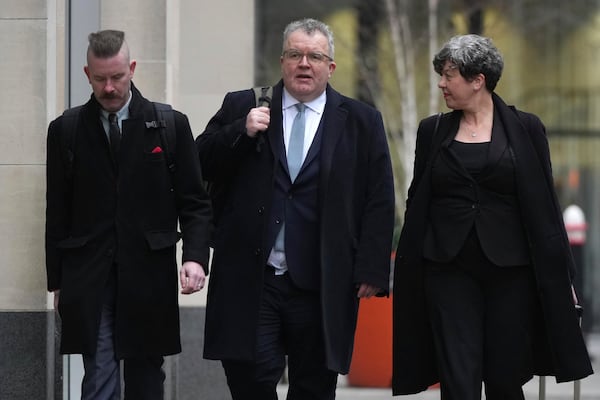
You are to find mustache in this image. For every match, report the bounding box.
[101,93,119,100]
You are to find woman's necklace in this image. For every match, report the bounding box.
[462,116,482,138]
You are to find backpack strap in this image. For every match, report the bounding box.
[432,112,442,144]
[252,86,272,152]
[149,102,176,174]
[60,105,83,182]
[253,86,273,108]
[427,112,444,162]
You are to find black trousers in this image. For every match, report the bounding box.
[424,232,536,400]
[222,267,338,400]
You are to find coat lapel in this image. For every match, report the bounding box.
[269,83,346,185]
[479,111,508,179]
[300,118,323,173]
[80,99,115,169]
[318,86,347,196]
[438,110,511,182]
[438,112,470,179]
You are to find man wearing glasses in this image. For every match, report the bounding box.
[196,18,394,400]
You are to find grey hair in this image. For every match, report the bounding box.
[282,18,335,60]
[87,29,129,61]
[433,34,503,92]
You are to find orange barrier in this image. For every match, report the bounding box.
[347,295,392,387]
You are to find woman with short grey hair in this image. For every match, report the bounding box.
[392,34,592,400]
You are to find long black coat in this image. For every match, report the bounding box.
[392,93,593,394]
[46,84,212,357]
[197,81,395,374]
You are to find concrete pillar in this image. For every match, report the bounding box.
[0,1,64,399]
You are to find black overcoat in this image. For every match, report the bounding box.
[197,81,395,374]
[46,84,212,357]
[392,93,593,394]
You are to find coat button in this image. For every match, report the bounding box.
[258,206,265,215]
[275,219,281,224]
[254,248,262,256]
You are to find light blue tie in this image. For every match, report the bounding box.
[273,103,306,253]
[287,103,306,182]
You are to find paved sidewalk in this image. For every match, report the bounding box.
[278,333,600,399]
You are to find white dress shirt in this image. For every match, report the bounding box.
[267,88,327,274]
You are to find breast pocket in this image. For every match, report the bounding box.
[143,151,166,163]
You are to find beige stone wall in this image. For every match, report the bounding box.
[0,0,254,311]
[0,0,58,310]
[101,0,168,102]
[176,0,256,137]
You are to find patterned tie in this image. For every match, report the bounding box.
[287,103,305,182]
[108,113,121,158]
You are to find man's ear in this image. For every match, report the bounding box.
[129,60,137,77]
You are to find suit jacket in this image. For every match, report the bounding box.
[392,93,593,394]
[266,119,323,290]
[197,81,395,374]
[45,83,212,357]
[422,112,530,266]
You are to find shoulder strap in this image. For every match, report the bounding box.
[253,86,273,108]
[151,102,176,173]
[430,112,443,149]
[60,105,83,180]
[252,86,272,152]
[432,112,442,144]
[425,112,444,168]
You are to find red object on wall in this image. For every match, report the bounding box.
[347,295,393,387]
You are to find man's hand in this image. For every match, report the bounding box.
[245,107,270,137]
[180,261,206,295]
[357,283,382,299]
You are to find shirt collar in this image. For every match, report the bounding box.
[100,90,132,121]
[282,88,326,114]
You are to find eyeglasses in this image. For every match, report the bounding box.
[282,49,333,64]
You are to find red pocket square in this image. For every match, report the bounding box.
[151,146,163,153]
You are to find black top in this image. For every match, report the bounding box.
[423,112,530,266]
[450,140,490,179]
